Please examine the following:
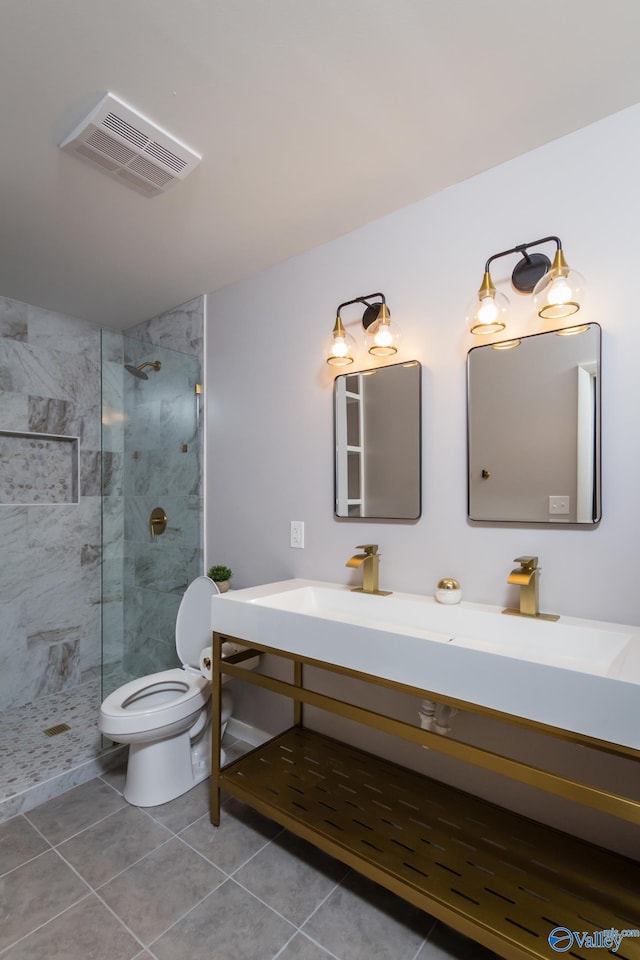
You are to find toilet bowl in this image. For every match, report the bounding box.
[99,576,243,807]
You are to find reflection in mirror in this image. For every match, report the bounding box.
[467,324,601,524]
[334,361,421,519]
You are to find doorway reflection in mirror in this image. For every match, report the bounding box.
[334,361,421,520]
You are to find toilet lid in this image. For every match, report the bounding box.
[175,575,220,667]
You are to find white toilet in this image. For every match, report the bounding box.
[99,576,237,807]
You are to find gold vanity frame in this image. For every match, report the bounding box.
[210,633,640,960]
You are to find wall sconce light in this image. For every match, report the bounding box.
[467,236,585,335]
[326,292,400,366]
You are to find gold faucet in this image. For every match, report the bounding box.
[346,544,391,596]
[503,556,559,621]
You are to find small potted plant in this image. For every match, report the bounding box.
[207,564,233,593]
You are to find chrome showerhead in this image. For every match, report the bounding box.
[124,360,161,380]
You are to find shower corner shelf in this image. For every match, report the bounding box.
[210,633,640,960]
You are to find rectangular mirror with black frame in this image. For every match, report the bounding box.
[467,323,601,524]
[334,361,422,520]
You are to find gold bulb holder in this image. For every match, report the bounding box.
[477,271,496,298]
[550,247,570,277]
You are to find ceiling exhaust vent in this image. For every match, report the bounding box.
[60,92,202,197]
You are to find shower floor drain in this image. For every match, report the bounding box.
[43,723,71,737]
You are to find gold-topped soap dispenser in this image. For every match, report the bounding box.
[435,578,461,604]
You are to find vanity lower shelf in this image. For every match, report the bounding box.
[219,726,640,960]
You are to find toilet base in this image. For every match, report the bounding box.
[123,720,227,807]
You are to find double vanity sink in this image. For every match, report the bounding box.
[211,578,640,751]
[210,580,640,960]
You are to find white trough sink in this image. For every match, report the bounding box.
[252,584,630,677]
[212,579,640,751]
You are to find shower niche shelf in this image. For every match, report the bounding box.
[0,430,79,505]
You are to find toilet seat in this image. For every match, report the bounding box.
[100,668,209,738]
[99,576,222,740]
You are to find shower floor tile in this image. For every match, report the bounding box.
[0,679,122,820]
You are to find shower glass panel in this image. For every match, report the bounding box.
[101,332,202,702]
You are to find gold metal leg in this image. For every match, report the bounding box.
[210,631,222,825]
[293,659,303,727]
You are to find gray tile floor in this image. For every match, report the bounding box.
[1,734,501,960]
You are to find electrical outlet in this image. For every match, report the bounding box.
[548,495,570,515]
[290,520,304,548]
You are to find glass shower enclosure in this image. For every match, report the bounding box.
[101,332,202,701]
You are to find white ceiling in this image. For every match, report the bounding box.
[2,0,640,331]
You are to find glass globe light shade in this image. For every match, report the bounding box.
[325,316,356,366]
[532,249,585,320]
[365,315,400,357]
[467,289,509,335]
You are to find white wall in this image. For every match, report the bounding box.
[205,104,640,854]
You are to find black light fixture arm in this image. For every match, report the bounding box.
[484,236,561,274]
[482,236,563,295]
[336,292,387,330]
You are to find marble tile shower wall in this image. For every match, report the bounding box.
[125,296,204,359]
[0,296,102,711]
[112,297,204,682]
